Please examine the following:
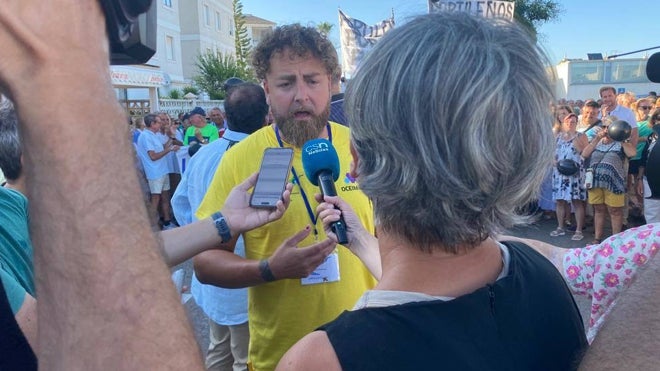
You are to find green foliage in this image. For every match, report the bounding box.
[167,89,182,99]
[182,86,199,95]
[233,0,252,73]
[316,22,334,37]
[194,51,254,100]
[513,0,562,39]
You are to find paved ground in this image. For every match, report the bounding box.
[174,214,645,356]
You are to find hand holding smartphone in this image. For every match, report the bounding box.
[250,148,294,208]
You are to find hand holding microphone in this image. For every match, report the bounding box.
[302,139,349,244]
[315,191,383,280]
[315,194,363,247]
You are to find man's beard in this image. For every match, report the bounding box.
[274,105,330,147]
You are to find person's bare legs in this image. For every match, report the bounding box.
[160,189,173,224]
[169,173,181,195]
[608,206,624,235]
[150,193,162,222]
[593,203,607,241]
[573,200,585,233]
[555,200,567,230]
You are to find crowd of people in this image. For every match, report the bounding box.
[543,89,660,244]
[1,2,659,370]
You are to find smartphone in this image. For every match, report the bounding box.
[250,148,294,208]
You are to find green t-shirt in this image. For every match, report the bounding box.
[183,124,220,145]
[0,187,35,314]
[634,121,654,160]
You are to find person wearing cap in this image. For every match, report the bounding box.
[183,107,219,146]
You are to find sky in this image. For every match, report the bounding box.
[241,0,660,65]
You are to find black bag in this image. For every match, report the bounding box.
[557,159,579,176]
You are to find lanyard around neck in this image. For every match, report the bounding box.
[273,123,332,238]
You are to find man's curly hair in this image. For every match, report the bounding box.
[251,24,339,80]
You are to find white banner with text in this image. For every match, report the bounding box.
[339,9,395,78]
[428,0,515,20]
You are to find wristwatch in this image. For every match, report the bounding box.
[211,212,232,243]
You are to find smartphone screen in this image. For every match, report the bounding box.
[250,148,294,208]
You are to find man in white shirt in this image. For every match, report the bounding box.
[136,113,180,229]
[171,83,268,371]
[599,86,638,145]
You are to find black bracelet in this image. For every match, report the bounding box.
[259,259,277,282]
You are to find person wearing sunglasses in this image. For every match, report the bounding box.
[634,97,654,122]
[628,98,657,216]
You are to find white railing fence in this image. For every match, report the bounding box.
[158,99,224,117]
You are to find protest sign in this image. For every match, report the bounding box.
[428,0,515,20]
[339,9,394,78]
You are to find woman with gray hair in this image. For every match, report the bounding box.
[277,11,587,371]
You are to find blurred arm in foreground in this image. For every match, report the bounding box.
[0,1,203,369]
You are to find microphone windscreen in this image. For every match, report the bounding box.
[647,52,660,83]
[301,139,340,186]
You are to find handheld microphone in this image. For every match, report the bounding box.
[301,139,349,244]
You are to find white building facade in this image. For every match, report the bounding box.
[554,57,659,100]
[112,0,275,118]
[244,14,276,48]
[179,0,236,85]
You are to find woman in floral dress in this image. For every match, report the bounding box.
[551,113,589,240]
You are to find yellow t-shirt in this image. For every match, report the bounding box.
[197,123,376,371]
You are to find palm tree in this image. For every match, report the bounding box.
[316,22,334,38]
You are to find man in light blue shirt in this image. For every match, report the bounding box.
[171,82,268,371]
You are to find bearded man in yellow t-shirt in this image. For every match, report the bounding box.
[194,24,376,371]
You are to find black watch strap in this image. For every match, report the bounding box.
[211,212,232,243]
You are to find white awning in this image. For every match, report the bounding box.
[111,66,166,88]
